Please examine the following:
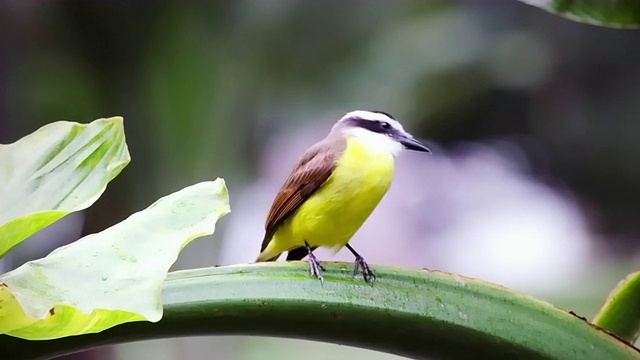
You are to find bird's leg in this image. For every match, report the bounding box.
[345,243,376,283]
[305,241,325,284]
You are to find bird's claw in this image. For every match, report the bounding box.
[354,256,376,283]
[308,252,325,285]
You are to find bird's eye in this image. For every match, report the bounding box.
[380,121,391,130]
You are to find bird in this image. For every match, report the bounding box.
[255,110,431,284]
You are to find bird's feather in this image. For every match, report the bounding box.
[260,135,346,254]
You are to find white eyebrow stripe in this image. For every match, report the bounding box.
[341,110,394,123]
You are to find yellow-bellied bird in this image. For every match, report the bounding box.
[256,110,431,283]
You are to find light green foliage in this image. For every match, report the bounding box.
[0,180,229,340]
[0,118,130,258]
[0,119,230,342]
[520,0,640,28]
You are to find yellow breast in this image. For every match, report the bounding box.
[274,136,396,252]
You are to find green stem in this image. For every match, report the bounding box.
[2,263,638,360]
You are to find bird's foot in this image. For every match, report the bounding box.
[353,255,376,283]
[308,252,325,285]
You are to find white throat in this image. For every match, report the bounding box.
[342,127,403,157]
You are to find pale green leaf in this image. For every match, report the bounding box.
[0,179,230,340]
[594,271,640,343]
[0,117,130,258]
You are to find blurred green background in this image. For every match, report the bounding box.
[1,1,640,359]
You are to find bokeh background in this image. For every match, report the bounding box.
[1,1,640,359]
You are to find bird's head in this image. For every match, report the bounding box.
[333,110,431,156]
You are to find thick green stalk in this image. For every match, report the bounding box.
[1,263,638,360]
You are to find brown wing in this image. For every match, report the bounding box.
[260,137,345,252]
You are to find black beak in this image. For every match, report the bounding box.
[399,135,431,152]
